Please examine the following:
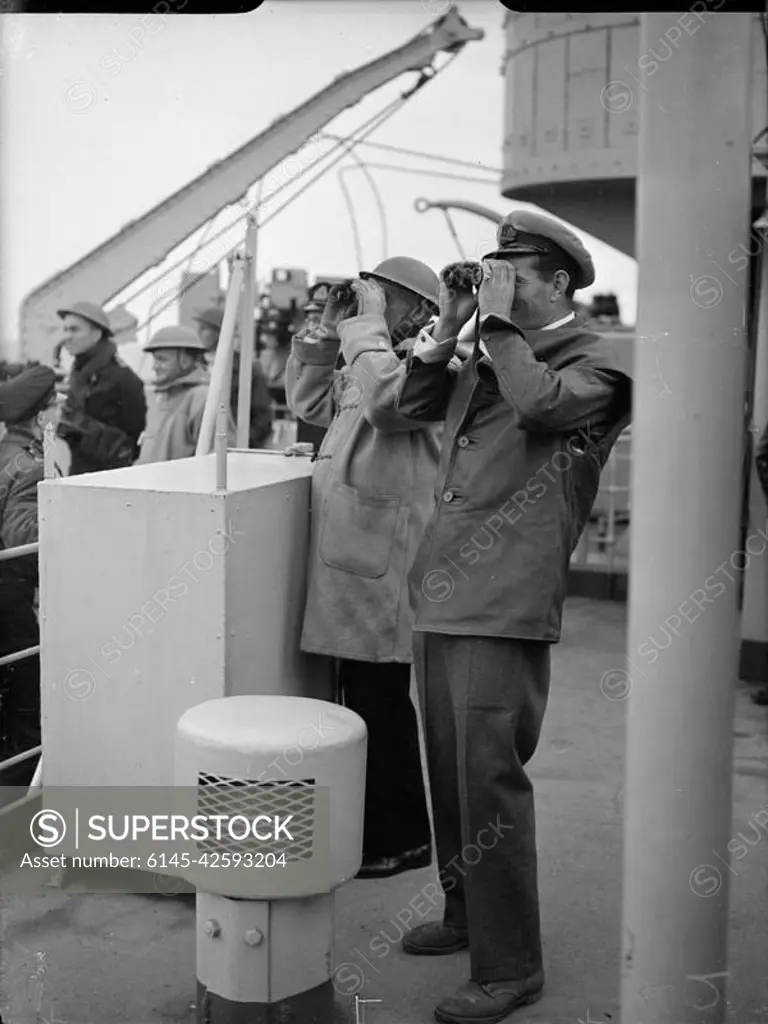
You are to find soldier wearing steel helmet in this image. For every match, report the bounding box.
[379,211,633,1022]
[137,325,235,464]
[285,256,448,881]
[193,306,274,448]
[56,301,147,475]
[292,283,343,451]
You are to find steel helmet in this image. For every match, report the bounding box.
[193,307,225,331]
[143,325,208,352]
[308,282,331,305]
[56,301,113,335]
[360,257,439,306]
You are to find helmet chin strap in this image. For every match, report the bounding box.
[391,316,420,342]
[391,298,436,344]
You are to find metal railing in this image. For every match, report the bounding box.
[0,533,44,795]
[0,424,56,795]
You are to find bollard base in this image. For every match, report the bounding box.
[196,978,335,1023]
[196,891,335,1022]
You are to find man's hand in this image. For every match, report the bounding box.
[292,324,314,343]
[283,442,314,457]
[321,283,358,332]
[477,259,516,320]
[57,407,87,436]
[433,269,478,343]
[350,279,387,319]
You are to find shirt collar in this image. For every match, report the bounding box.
[541,312,576,331]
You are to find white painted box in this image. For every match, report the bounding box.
[38,452,331,787]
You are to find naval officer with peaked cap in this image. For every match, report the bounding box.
[381,209,632,1022]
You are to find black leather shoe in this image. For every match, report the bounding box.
[434,975,545,1024]
[402,922,469,955]
[355,843,432,879]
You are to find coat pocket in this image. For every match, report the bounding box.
[320,481,401,579]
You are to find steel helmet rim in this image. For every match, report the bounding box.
[56,302,113,335]
[360,257,439,306]
[144,325,208,352]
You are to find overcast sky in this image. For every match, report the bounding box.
[1,1,637,357]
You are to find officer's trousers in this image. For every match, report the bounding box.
[413,632,550,984]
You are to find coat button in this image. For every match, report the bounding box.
[442,490,455,503]
[457,436,469,448]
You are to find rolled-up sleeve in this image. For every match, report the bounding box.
[480,314,631,433]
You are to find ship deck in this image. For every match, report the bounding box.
[1,597,766,1024]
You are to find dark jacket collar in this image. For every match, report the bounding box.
[72,339,117,377]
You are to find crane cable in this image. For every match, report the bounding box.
[337,152,390,267]
[134,96,404,332]
[128,93,408,325]
[143,151,498,331]
[337,161,498,186]
[353,156,389,263]
[442,208,466,260]
[319,134,502,175]
[334,158,502,268]
[133,52,463,332]
[144,150,497,325]
[337,168,364,269]
[120,94,405,313]
[182,215,218,277]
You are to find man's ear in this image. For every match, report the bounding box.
[552,269,571,298]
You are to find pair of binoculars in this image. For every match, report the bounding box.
[441,261,484,291]
[329,265,484,306]
[328,281,358,306]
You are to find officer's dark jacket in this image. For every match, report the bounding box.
[59,339,147,475]
[229,353,274,448]
[386,314,632,642]
[0,424,44,596]
[756,421,768,503]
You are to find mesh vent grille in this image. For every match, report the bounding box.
[196,773,316,860]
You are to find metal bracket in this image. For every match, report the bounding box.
[355,994,383,1024]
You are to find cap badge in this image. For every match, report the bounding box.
[499,224,518,246]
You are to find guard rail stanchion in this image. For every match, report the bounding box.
[196,257,245,457]
[237,214,259,449]
[215,405,228,493]
[43,422,56,479]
